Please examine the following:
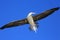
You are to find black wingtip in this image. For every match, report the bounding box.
[56,7,60,9]
[0,28,4,30]
[51,7,60,11]
[57,7,60,8]
[55,7,60,10]
[0,27,5,30]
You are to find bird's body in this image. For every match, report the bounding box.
[27,12,37,32]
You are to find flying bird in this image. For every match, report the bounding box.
[0,7,60,32]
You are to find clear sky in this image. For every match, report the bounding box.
[0,0,60,40]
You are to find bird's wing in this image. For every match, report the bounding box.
[0,7,60,29]
[33,7,60,21]
[0,18,28,29]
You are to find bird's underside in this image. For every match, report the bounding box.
[0,7,60,30]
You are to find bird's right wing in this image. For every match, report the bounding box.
[33,7,60,21]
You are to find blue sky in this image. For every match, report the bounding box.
[0,0,60,40]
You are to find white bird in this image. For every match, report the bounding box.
[0,7,59,33]
[27,12,38,32]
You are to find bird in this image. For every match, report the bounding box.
[0,7,60,32]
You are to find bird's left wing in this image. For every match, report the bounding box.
[0,18,28,29]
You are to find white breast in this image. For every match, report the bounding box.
[27,12,37,32]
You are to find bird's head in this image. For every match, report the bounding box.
[27,12,35,17]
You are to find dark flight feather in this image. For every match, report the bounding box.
[0,7,60,29]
